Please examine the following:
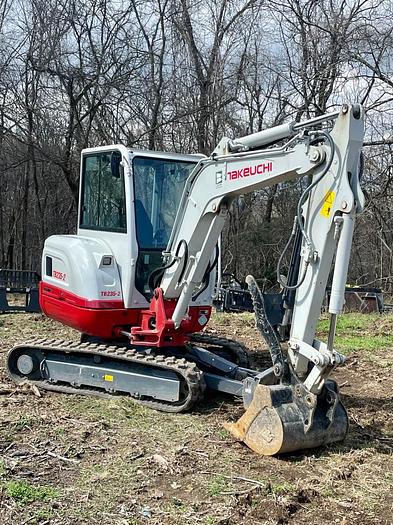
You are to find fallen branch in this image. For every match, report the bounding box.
[339,381,349,388]
[0,389,12,395]
[200,471,266,487]
[192,450,209,458]
[47,451,80,464]
[7,381,41,397]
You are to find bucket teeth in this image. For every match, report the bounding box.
[225,382,348,456]
[225,384,284,455]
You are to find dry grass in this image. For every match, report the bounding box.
[0,311,392,524]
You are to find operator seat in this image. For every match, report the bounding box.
[135,199,154,248]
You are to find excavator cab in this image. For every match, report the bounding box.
[38,147,209,339]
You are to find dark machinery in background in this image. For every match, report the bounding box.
[324,286,384,313]
[214,273,254,313]
[214,273,285,332]
[0,269,41,314]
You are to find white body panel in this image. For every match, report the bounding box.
[42,235,122,301]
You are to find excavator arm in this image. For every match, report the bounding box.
[130,104,364,454]
[134,104,363,390]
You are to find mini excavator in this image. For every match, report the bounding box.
[8,104,364,455]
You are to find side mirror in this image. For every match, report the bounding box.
[111,151,123,178]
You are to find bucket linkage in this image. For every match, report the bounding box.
[225,276,348,455]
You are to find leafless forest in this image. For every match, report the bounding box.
[1,0,392,291]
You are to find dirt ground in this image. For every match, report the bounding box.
[0,312,392,525]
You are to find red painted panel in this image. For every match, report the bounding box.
[39,282,138,338]
[39,282,212,344]
[40,281,124,309]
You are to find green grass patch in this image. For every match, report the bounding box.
[12,415,34,431]
[4,480,60,504]
[62,396,162,432]
[54,426,67,435]
[34,507,55,520]
[213,311,393,354]
[61,396,127,425]
[331,334,393,352]
[317,313,393,353]
[268,481,294,495]
[216,428,230,440]
[121,398,163,430]
[207,474,228,497]
[318,312,378,333]
[212,311,255,328]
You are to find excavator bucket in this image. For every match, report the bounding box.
[225,382,348,455]
[225,275,349,455]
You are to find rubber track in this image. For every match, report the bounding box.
[7,338,205,413]
[189,332,251,368]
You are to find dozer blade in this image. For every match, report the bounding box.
[225,382,348,455]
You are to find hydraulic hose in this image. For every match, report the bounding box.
[276,218,309,291]
[192,244,220,301]
[148,239,189,293]
[277,130,335,290]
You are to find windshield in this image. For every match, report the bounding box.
[133,156,196,250]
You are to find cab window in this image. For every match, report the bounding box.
[80,151,126,232]
[132,156,197,298]
[133,157,195,249]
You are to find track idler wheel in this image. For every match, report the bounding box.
[225,380,348,455]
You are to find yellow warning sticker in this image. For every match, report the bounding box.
[104,374,114,382]
[321,191,335,217]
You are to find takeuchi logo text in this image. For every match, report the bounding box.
[227,162,273,180]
